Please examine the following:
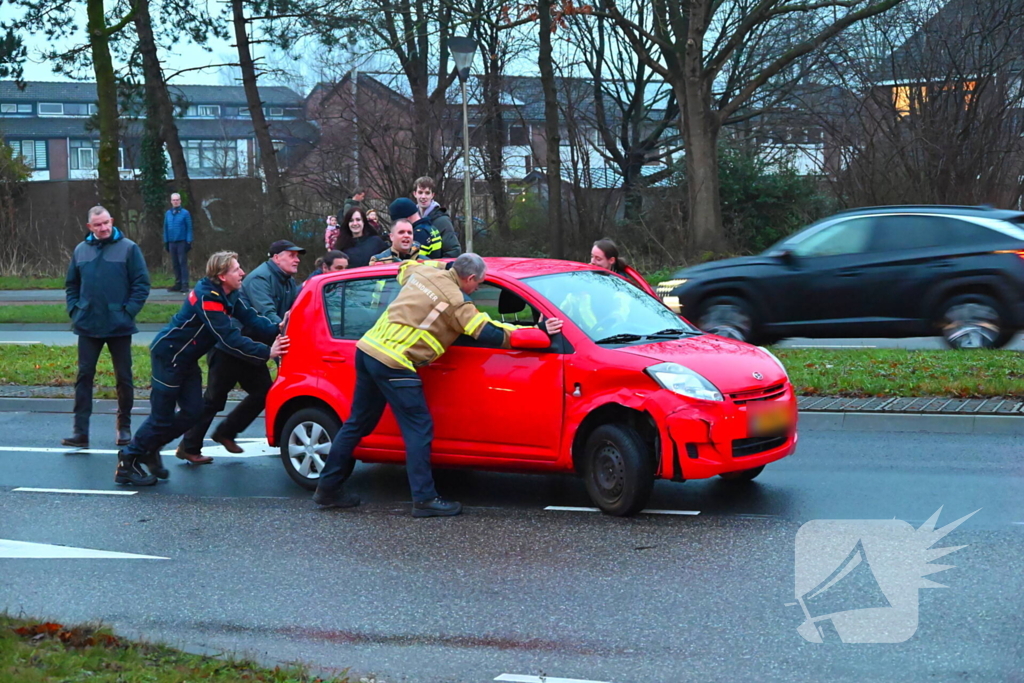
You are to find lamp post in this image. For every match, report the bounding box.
[448,37,477,253]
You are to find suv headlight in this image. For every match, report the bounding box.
[656,279,688,296]
[645,362,723,401]
[758,346,789,378]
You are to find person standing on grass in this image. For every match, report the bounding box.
[63,205,150,449]
[164,193,193,293]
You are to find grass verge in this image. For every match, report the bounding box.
[0,303,182,325]
[0,273,176,290]
[0,614,350,682]
[774,347,1024,398]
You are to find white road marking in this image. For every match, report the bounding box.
[496,675,614,683]
[13,487,136,496]
[544,506,699,516]
[0,444,274,459]
[0,446,119,454]
[158,443,277,459]
[0,539,168,560]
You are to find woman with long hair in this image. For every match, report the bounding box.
[589,238,658,298]
[336,207,387,268]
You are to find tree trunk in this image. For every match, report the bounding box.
[231,0,286,215]
[678,77,725,254]
[134,0,193,209]
[86,0,121,227]
[481,40,510,239]
[537,0,563,259]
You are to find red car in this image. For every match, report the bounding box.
[266,258,798,516]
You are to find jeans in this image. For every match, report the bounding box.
[73,335,133,437]
[319,349,437,502]
[169,241,190,290]
[123,353,203,458]
[179,349,273,453]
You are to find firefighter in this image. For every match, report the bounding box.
[314,253,563,517]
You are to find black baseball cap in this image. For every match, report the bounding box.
[269,240,306,256]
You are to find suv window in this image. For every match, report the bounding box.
[871,215,991,251]
[791,217,874,257]
[323,277,401,340]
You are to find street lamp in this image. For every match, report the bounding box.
[448,36,477,253]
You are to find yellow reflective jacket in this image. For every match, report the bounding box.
[357,261,516,371]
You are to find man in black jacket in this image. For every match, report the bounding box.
[177,240,304,462]
[63,206,150,448]
[115,251,288,486]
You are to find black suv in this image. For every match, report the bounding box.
[657,206,1024,348]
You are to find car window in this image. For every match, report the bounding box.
[451,283,541,348]
[870,215,994,251]
[791,217,875,257]
[323,277,400,340]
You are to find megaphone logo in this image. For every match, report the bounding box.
[791,507,977,643]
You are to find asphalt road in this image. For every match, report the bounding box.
[1,408,1021,682]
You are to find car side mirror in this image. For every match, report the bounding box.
[510,328,551,350]
[778,249,798,266]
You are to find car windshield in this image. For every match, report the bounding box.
[525,269,700,343]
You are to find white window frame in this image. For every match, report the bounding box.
[0,104,15,113]
[268,107,284,117]
[38,103,63,116]
[197,104,221,117]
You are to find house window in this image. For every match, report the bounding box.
[183,139,239,175]
[198,104,221,117]
[892,86,927,117]
[69,140,125,170]
[64,103,92,116]
[38,103,63,116]
[7,140,47,169]
[0,103,31,114]
[268,107,284,117]
[508,126,529,146]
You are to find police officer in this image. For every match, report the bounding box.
[114,251,289,486]
[313,253,563,517]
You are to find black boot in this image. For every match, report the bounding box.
[412,497,462,518]
[139,450,169,480]
[312,485,360,508]
[114,451,157,486]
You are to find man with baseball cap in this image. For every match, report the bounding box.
[177,239,305,463]
[389,197,443,258]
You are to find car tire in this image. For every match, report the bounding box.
[280,407,346,491]
[718,465,765,482]
[697,296,758,344]
[938,293,1014,349]
[582,424,654,517]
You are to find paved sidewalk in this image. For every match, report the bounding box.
[798,395,1024,415]
[0,289,186,304]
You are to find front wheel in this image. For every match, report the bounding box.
[697,296,757,344]
[938,294,1014,349]
[279,407,346,491]
[718,465,765,482]
[582,424,654,517]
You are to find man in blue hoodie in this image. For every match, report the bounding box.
[163,192,193,292]
[63,206,151,449]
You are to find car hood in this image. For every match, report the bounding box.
[616,334,788,394]
[672,254,776,277]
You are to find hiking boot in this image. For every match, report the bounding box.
[116,427,131,446]
[211,431,244,454]
[140,450,169,480]
[114,452,157,486]
[312,486,360,509]
[175,446,213,465]
[412,497,462,518]
[61,434,89,449]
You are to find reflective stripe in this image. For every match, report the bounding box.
[416,301,449,330]
[417,329,444,357]
[202,301,225,312]
[362,336,415,370]
[464,312,489,336]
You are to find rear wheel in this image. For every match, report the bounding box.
[719,465,765,482]
[938,293,1014,349]
[697,296,757,344]
[582,424,654,517]
[280,407,346,491]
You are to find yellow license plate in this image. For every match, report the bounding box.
[748,404,791,436]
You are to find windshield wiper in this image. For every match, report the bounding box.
[594,333,645,344]
[646,328,698,337]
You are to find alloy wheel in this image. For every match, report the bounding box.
[699,304,753,342]
[942,303,1001,349]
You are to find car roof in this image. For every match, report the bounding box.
[834,205,1024,222]
[311,257,601,285]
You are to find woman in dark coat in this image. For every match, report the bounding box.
[336,207,387,268]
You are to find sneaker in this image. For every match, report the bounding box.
[140,450,169,480]
[114,452,157,486]
[175,446,213,465]
[412,497,462,518]
[61,434,89,449]
[211,431,244,454]
[116,427,131,446]
[312,486,360,509]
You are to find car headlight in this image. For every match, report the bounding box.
[758,346,789,378]
[645,362,723,401]
[656,279,688,296]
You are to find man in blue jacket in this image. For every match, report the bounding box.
[63,206,150,449]
[163,192,193,292]
[115,251,289,486]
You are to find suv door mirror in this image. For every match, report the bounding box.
[510,328,551,349]
[777,249,798,266]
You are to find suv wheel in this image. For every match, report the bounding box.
[697,296,756,343]
[939,294,1013,349]
[582,424,654,516]
[719,465,765,482]
[280,407,347,490]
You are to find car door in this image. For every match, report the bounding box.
[419,281,565,462]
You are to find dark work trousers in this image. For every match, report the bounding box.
[179,348,273,453]
[319,349,438,502]
[168,241,190,290]
[73,335,134,437]
[122,353,202,459]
